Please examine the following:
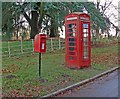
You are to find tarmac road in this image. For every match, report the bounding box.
[62,70,119,97]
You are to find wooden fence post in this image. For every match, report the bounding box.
[51,38,53,51]
[21,40,23,54]
[59,38,61,49]
[8,41,11,57]
[32,39,34,53]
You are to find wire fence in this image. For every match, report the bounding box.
[2,38,65,57]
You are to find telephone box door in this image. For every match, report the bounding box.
[80,22,91,67]
[65,21,79,68]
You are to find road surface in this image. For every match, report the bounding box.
[62,70,119,97]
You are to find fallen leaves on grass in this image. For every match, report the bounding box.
[91,53,118,65]
[5,74,16,79]
[2,64,19,74]
[2,83,45,97]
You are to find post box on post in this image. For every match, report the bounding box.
[34,34,46,79]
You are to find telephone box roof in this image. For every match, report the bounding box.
[71,12,84,15]
[65,12,90,18]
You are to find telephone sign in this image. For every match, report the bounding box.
[83,24,88,28]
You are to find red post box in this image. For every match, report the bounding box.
[65,12,91,69]
[34,34,46,53]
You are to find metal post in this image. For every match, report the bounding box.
[38,53,41,79]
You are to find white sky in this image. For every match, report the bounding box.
[88,0,119,36]
[89,0,119,25]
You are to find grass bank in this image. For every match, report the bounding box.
[2,41,118,97]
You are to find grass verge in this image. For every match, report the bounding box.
[2,41,118,97]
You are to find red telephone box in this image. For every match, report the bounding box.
[65,12,91,69]
[34,34,46,53]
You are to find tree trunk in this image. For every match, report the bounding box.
[96,27,99,39]
[115,27,119,37]
[55,26,59,37]
[38,2,44,33]
[23,2,41,39]
[93,26,100,45]
[30,11,38,39]
[50,27,55,37]
[50,18,56,37]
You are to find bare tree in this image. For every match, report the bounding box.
[96,0,119,38]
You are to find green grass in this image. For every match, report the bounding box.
[2,42,118,97]
[92,45,118,55]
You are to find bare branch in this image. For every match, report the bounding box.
[23,12,31,26]
[108,13,118,19]
[13,20,25,27]
[103,0,113,14]
[103,1,107,8]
